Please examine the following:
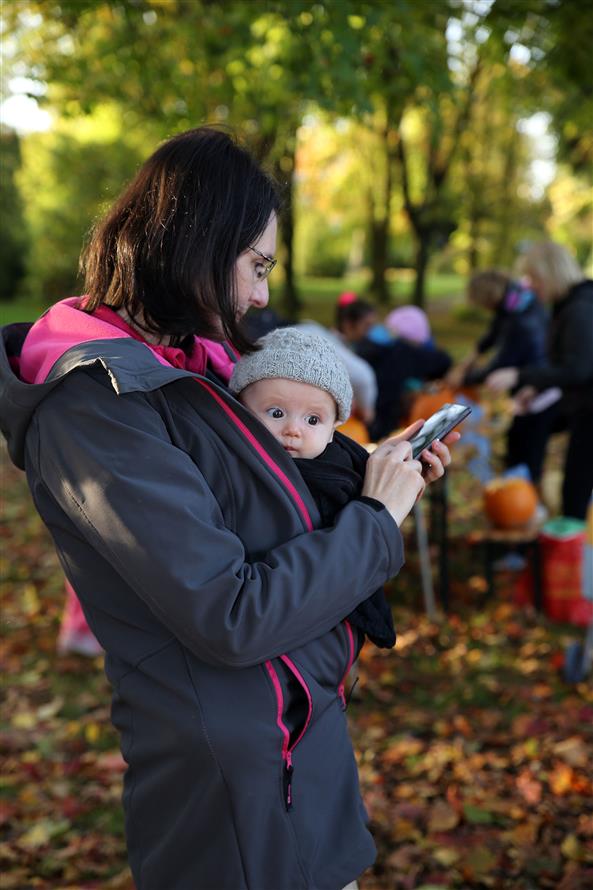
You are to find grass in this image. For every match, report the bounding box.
[1,271,482,361]
[0,296,50,326]
[273,271,466,327]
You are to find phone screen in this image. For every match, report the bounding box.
[408,403,471,459]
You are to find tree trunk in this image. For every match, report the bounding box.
[467,205,480,272]
[493,128,518,267]
[273,143,300,320]
[412,234,430,308]
[279,171,300,320]
[368,217,390,304]
[367,117,396,305]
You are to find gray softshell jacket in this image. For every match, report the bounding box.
[0,312,404,890]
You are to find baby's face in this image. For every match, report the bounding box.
[240,378,338,459]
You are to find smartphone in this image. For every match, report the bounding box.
[408,402,471,459]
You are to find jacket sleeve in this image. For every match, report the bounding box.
[465,318,535,385]
[518,298,593,391]
[30,376,403,669]
[476,314,501,355]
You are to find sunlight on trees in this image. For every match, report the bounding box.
[1,0,591,308]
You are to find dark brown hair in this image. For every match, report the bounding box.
[467,270,510,308]
[81,127,280,353]
[335,299,375,332]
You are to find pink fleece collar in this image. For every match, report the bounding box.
[19,297,237,385]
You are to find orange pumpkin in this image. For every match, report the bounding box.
[483,478,538,529]
[337,416,370,445]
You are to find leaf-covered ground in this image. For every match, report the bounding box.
[2,442,592,889]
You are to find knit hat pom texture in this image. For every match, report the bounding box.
[229,327,353,422]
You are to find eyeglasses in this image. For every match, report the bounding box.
[249,246,277,281]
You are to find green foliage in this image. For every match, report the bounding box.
[17,116,142,302]
[2,0,590,306]
[485,0,593,170]
[0,130,28,301]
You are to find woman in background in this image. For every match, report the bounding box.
[447,269,549,484]
[487,241,593,520]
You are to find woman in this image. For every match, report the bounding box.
[447,269,549,484]
[487,241,593,520]
[0,127,455,890]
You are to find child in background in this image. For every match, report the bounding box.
[384,305,434,347]
[229,327,397,649]
[342,301,452,441]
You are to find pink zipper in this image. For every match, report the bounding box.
[265,657,313,811]
[337,619,356,710]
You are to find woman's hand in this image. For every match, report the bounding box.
[361,421,458,526]
[445,364,467,390]
[418,435,457,483]
[445,352,477,390]
[362,437,425,527]
[486,367,519,392]
[513,385,537,415]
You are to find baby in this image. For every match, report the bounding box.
[229,326,395,649]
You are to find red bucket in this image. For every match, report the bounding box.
[539,519,592,625]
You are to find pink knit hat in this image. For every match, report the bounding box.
[385,306,431,344]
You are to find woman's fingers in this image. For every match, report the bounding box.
[382,420,424,447]
[486,367,519,391]
[362,441,426,526]
[419,434,457,482]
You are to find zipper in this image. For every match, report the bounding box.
[265,657,313,811]
[194,378,314,532]
[337,619,356,710]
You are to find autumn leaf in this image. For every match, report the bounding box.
[516,768,543,805]
[549,762,576,796]
[560,834,585,862]
[427,799,460,832]
[463,803,495,825]
[17,819,70,850]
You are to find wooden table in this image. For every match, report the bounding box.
[468,522,543,610]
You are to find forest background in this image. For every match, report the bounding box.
[1,0,592,328]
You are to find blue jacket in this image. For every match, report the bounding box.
[466,283,548,385]
[0,309,404,890]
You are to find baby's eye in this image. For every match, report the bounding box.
[267,407,285,419]
[306,415,320,426]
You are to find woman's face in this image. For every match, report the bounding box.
[234,213,278,319]
[524,266,548,301]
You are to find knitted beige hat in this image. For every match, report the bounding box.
[229,327,353,422]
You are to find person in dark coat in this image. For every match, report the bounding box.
[0,127,456,890]
[447,269,550,483]
[487,242,593,520]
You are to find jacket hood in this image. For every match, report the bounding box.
[0,298,236,470]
